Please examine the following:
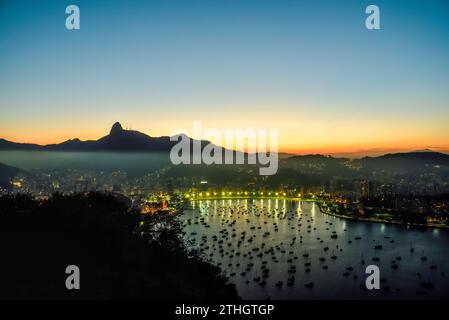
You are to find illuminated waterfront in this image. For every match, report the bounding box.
[182,199,449,299]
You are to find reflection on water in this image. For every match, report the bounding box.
[182,199,449,299]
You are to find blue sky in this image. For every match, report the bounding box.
[1,0,448,154]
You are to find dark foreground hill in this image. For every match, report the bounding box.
[0,192,238,300]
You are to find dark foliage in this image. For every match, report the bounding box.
[0,193,238,300]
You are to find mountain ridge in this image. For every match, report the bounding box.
[1,123,449,164]
[0,122,198,152]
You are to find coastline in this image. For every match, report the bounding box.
[186,196,449,230]
[317,202,449,230]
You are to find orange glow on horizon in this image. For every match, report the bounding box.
[1,114,448,157]
[2,130,448,157]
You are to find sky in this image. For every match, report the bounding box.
[1,0,449,155]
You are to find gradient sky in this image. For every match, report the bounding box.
[1,0,449,155]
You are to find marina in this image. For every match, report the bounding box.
[182,199,449,299]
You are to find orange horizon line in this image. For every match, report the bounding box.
[2,135,447,157]
[2,128,448,156]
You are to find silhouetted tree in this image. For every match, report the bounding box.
[0,192,238,300]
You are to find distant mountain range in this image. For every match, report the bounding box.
[2,122,447,159]
[278,151,449,181]
[0,122,189,152]
[1,122,449,180]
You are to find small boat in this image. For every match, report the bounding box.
[305,282,314,288]
[420,281,434,289]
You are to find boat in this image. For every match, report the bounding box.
[305,282,314,288]
[420,281,434,289]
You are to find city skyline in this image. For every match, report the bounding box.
[1,0,449,155]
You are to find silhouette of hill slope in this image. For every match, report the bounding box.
[0,138,41,150]
[0,162,20,189]
[2,123,449,179]
[363,151,449,164]
[45,122,181,151]
[0,122,210,152]
[0,192,239,299]
[359,151,449,173]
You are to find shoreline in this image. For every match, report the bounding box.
[317,203,449,230]
[186,196,449,230]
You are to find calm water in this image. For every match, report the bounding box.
[182,199,449,299]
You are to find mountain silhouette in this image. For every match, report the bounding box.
[1,124,448,171]
[0,122,196,152]
[280,151,449,179]
[110,121,124,135]
[358,151,449,173]
[0,139,41,150]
